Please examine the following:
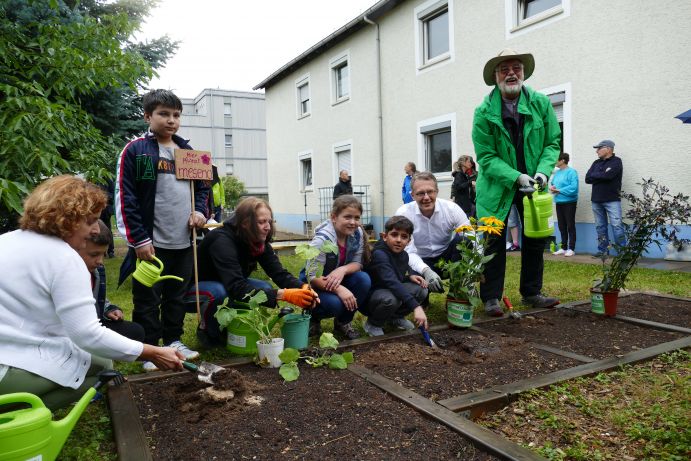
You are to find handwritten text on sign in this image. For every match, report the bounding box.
[174,149,213,180]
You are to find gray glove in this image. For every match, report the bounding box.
[421,267,444,293]
[516,174,535,188]
[534,173,548,188]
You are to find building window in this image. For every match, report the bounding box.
[506,0,568,36]
[415,0,453,71]
[330,53,350,104]
[296,75,311,118]
[223,103,231,116]
[333,142,352,181]
[224,134,233,147]
[519,0,561,21]
[298,152,313,191]
[418,113,456,175]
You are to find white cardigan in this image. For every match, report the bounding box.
[0,230,142,388]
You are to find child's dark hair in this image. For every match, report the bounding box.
[558,152,570,163]
[88,219,112,246]
[384,215,414,235]
[142,89,183,114]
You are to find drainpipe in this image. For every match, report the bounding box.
[208,89,217,165]
[364,14,385,232]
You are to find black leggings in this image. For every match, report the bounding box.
[555,202,577,250]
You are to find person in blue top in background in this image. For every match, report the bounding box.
[401,162,416,204]
[549,152,579,256]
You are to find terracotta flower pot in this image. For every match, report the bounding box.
[590,288,620,317]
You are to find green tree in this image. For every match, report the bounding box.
[222,175,246,210]
[0,0,176,231]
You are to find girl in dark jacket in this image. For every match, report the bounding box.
[450,155,477,217]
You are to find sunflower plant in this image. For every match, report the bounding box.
[437,216,504,309]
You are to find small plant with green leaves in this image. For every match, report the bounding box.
[277,332,354,382]
[594,178,690,292]
[214,290,280,344]
[295,241,339,283]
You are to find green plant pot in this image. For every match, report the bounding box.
[446,297,473,328]
[280,313,311,350]
[591,289,619,316]
[226,310,259,356]
[590,289,605,315]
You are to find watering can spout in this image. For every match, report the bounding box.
[267,306,295,330]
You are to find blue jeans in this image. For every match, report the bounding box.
[186,278,272,345]
[592,201,626,253]
[312,271,371,324]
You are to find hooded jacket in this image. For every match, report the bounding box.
[472,85,561,221]
[304,220,364,280]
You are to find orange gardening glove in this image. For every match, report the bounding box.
[282,286,318,309]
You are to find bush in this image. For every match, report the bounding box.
[222,175,246,210]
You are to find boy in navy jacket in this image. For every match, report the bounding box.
[115,89,209,371]
[363,216,428,336]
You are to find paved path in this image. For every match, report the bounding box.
[522,251,691,273]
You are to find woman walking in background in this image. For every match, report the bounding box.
[549,152,579,256]
[450,155,477,217]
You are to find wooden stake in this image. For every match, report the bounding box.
[191,182,200,322]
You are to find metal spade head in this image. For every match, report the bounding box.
[183,361,224,384]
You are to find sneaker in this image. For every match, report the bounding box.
[564,249,575,257]
[167,340,200,360]
[484,298,504,317]
[552,248,565,255]
[309,317,322,337]
[142,361,159,372]
[508,243,521,252]
[521,293,559,309]
[334,320,360,340]
[505,242,513,250]
[388,317,415,331]
[362,320,384,337]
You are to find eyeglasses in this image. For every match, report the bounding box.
[497,64,523,76]
[413,189,438,199]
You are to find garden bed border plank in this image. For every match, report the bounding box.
[437,335,691,415]
[347,364,547,461]
[108,382,153,461]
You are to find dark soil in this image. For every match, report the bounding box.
[355,330,580,401]
[479,307,684,359]
[132,365,498,461]
[584,293,690,329]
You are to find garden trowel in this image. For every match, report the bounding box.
[419,326,438,349]
[182,361,224,384]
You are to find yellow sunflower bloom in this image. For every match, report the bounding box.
[477,225,502,236]
[480,216,504,227]
[454,224,473,233]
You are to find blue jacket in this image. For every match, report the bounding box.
[550,166,579,204]
[585,154,623,203]
[115,132,210,284]
[402,175,413,204]
[366,240,421,312]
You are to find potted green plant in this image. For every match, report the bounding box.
[214,291,286,367]
[591,179,690,316]
[278,332,354,382]
[437,216,504,327]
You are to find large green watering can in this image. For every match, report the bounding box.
[520,176,554,239]
[0,370,122,461]
[133,256,184,287]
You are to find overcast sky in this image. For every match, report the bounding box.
[136,0,376,98]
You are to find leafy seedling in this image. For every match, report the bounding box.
[278,332,354,382]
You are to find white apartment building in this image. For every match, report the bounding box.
[255,0,691,256]
[179,89,267,198]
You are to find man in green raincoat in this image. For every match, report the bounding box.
[472,49,561,316]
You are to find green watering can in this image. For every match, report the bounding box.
[0,370,123,461]
[521,176,554,239]
[133,256,184,287]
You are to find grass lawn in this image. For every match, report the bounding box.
[58,243,691,460]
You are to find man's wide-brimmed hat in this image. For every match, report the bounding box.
[483,49,535,86]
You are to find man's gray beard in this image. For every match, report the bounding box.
[498,79,523,97]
